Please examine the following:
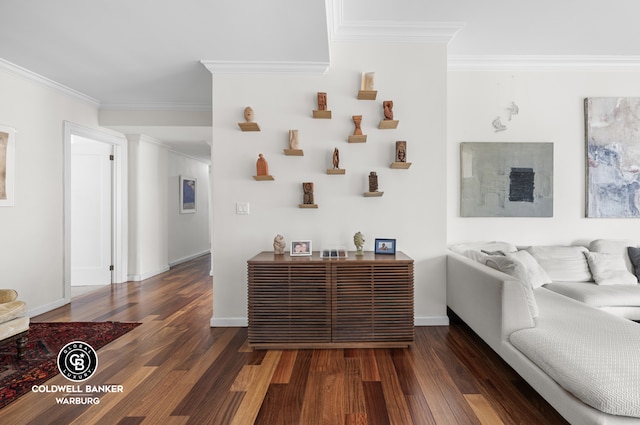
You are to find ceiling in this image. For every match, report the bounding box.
[2,0,640,162]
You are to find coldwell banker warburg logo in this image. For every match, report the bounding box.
[32,340,124,404]
[57,341,98,382]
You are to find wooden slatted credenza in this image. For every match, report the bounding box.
[247,251,414,348]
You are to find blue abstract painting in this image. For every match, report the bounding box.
[585,98,640,218]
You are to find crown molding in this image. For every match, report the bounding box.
[448,55,640,71]
[0,58,100,107]
[100,102,212,112]
[201,60,329,75]
[327,0,463,43]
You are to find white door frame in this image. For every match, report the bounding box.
[63,121,128,302]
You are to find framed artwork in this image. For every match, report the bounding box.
[585,97,640,217]
[180,176,196,213]
[0,125,16,207]
[374,238,396,254]
[460,142,553,217]
[291,240,312,256]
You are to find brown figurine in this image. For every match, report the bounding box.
[317,92,327,111]
[383,101,394,120]
[332,148,340,169]
[256,154,269,176]
[368,172,378,192]
[396,141,407,162]
[352,115,363,135]
[243,106,254,122]
[303,182,314,204]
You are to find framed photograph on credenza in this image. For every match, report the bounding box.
[375,238,396,255]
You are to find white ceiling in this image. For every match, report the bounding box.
[2,0,640,162]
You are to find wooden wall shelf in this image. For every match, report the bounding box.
[364,191,384,197]
[378,120,399,129]
[238,122,261,131]
[327,169,346,175]
[391,162,412,169]
[348,135,367,143]
[313,110,332,119]
[299,204,318,208]
[253,175,274,181]
[284,149,304,156]
[247,251,414,349]
[357,90,377,100]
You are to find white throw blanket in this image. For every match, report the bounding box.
[510,289,640,418]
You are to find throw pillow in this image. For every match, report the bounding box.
[485,254,541,318]
[627,246,640,279]
[584,252,638,286]
[508,251,552,289]
[589,239,635,274]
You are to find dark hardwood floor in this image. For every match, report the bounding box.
[0,254,568,424]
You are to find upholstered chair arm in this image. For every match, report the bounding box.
[0,289,18,303]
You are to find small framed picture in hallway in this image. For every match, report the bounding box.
[180,175,196,213]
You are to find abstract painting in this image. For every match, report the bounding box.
[0,125,15,207]
[585,97,640,218]
[460,142,553,217]
[180,175,196,213]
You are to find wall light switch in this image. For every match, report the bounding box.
[236,202,250,215]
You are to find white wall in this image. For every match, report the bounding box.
[448,69,640,246]
[210,41,448,326]
[0,67,100,315]
[167,151,210,265]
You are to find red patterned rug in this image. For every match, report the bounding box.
[0,321,140,409]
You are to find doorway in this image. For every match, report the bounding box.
[63,122,128,301]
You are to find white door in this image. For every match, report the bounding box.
[71,136,113,286]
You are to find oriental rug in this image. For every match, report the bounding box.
[0,321,140,409]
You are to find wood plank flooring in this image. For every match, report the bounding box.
[0,254,569,425]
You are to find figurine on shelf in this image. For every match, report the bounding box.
[289,130,300,149]
[256,153,269,176]
[362,72,375,91]
[383,101,394,120]
[352,115,363,135]
[244,106,254,122]
[369,171,379,192]
[354,231,365,256]
[303,182,314,204]
[332,148,340,169]
[273,234,286,255]
[396,141,407,162]
[317,92,327,111]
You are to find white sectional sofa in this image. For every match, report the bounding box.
[447,240,640,425]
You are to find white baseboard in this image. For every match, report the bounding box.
[128,265,170,282]
[209,315,449,328]
[169,250,210,267]
[28,298,68,318]
[210,316,248,327]
[414,315,450,326]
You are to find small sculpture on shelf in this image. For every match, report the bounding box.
[327,147,346,175]
[391,141,412,169]
[379,100,399,129]
[358,72,377,100]
[238,106,260,131]
[348,115,367,143]
[353,231,365,256]
[284,129,303,156]
[364,171,383,197]
[253,153,274,180]
[313,92,332,119]
[299,182,318,208]
[273,234,286,255]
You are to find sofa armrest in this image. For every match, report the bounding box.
[447,252,535,354]
[0,289,18,304]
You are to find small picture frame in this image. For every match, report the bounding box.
[180,175,196,213]
[374,238,396,254]
[291,240,312,256]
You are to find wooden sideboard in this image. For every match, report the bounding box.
[247,251,414,348]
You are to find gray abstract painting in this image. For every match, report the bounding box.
[585,97,640,218]
[460,142,554,217]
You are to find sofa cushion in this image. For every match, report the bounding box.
[485,251,550,318]
[584,251,638,285]
[544,281,640,307]
[449,241,518,255]
[589,239,636,274]
[524,245,592,282]
[510,289,640,418]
